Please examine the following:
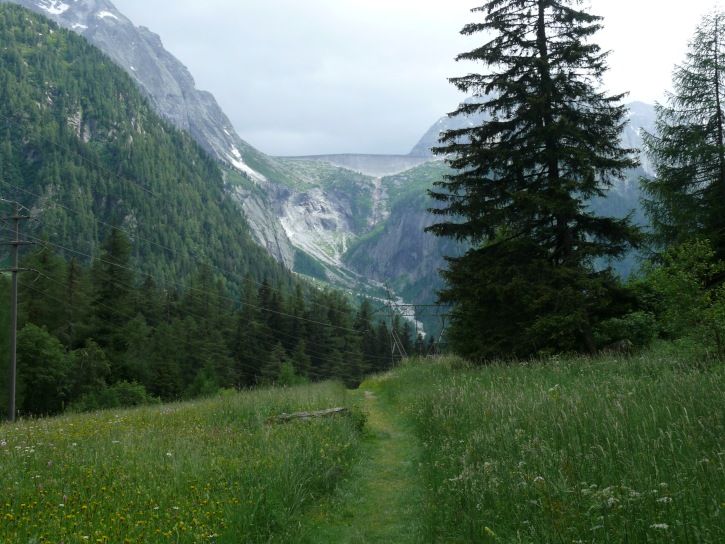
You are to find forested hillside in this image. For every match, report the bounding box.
[0,4,408,416]
[0,5,288,289]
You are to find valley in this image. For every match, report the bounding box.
[0,0,652,339]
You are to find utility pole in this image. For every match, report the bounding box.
[384,288,407,366]
[1,202,32,421]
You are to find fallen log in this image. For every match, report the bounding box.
[268,407,349,424]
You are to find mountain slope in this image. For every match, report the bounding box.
[0,0,299,266]
[344,162,463,302]
[0,4,291,293]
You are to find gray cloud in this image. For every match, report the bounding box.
[111,0,715,156]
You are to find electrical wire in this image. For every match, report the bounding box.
[2,223,396,365]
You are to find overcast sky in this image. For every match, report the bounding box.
[110,0,720,156]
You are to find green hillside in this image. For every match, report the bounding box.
[0,4,287,291]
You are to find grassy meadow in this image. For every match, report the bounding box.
[0,382,364,543]
[384,348,724,543]
[1,347,723,542]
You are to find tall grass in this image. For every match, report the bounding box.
[0,381,363,543]
[390,351,724,543]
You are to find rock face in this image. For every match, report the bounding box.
[345,201,453,303]
[621,101,656,178]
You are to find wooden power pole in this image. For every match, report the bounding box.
[1,202,32,421]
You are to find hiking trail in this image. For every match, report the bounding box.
[297,381,424,543]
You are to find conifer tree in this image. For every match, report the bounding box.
[19,242,67,339]
[90,223,135,355]
[427,0,640,357]
[233,275,263,386]
[641,9,725,259]
[354,298,379,371]
[16,324,69,415]
[64,257,90,351]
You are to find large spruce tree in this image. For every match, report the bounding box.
[427,0,640,358]
[641,9,725,259]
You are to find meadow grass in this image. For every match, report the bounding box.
[0,381,364,543]
[387,349,724,543]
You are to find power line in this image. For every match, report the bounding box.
[7,230,395,372]
[0,223,368,337]
[0,177,362,324]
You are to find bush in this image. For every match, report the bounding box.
[640,239,725,361]
[595,310,658,349]
[70,380,160,412]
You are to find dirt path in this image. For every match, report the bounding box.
[296,384,424,543]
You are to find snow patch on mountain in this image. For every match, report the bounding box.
[37,0,69,15]
[97,10,117,20]
[227,146,266,183]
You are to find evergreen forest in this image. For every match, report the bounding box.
[0,4,412,416]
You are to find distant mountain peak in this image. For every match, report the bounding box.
[410,99,656,178]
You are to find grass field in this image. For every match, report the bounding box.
[389,349,725,543]
[0,382,364,543]
[1,347,723,542]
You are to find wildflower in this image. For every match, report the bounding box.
[650,523,669,530]
[533,476,545,484]
[166,452,172,457]
[657,496,672,504]
[548,384,560,400]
